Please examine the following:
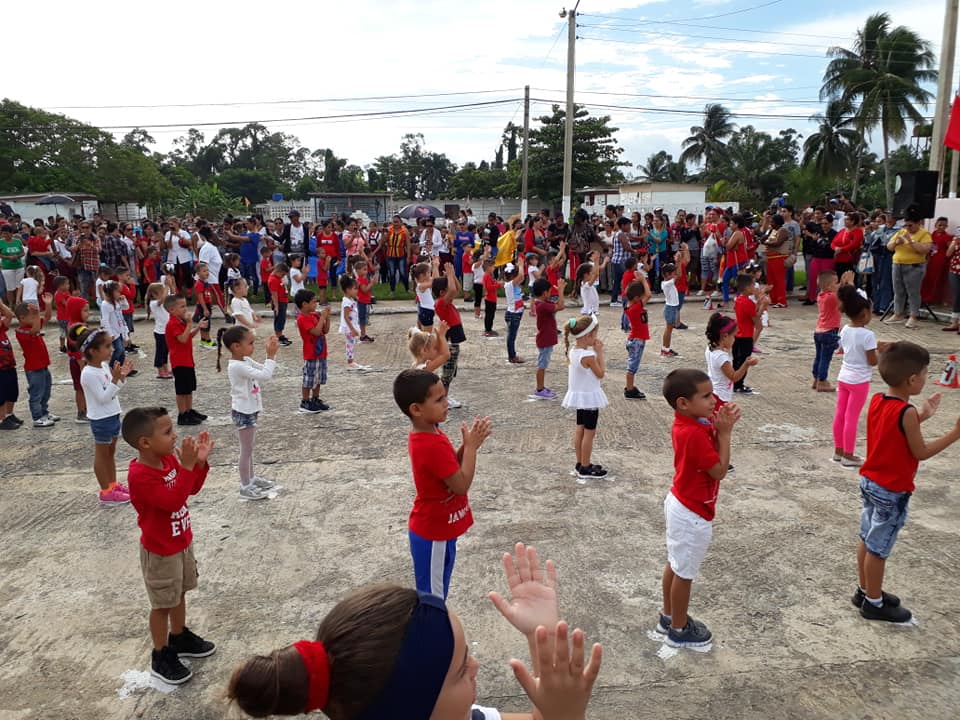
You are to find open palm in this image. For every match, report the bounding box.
[489,543,559,636]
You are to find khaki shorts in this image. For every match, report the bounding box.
[140,544,198,609]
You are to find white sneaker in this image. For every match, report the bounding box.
[904,317,918,329]
[346,362,364,371]
[252,476,276,490]
[447,397,463,408]
[840,455,863,468]
[45,413,61,422]
[696,289,705,297]
[610,300,622,308]
[33,417,55,427]
[239,484,267,500]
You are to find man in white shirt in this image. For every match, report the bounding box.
[165,217,195,299]
[197,226,229,320]
[281,209,309,257]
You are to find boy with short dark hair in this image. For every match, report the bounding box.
[268,262,291,346]
[659,368,741,648]
[164,295,207,426]
[14,295,57,427]
[294,289,331,413]
[531,275,566,399]
[123,406,216,685]
[854,341,960,623]
[392,368,492,598]
[624,278,651,399]
[732,273,758,394]
[53,275,72,354]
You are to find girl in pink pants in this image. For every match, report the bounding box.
[832,285,881,468]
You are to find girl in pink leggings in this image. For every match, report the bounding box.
[832,285,885,468]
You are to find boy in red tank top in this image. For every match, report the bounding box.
[855,341,960,623]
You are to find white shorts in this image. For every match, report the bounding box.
[664,492,713,580]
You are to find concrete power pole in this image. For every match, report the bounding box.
[929,0,959,196]
[521,85,530,219]
[561,3,580,219]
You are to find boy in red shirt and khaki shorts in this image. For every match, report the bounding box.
[659,369,741,648]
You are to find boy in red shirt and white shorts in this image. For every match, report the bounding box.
[659,368,741,648]
[393,368,492,598]
[123,406,216,685]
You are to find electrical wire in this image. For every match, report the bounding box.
[580,0,786,24]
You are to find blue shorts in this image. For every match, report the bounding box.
[231,410,258,428]
[90,413,121,444]
[859,476,911,559]
[626,338,645,374]
[358,302,369,326]
[418,306,435,327]
[664,304,679,326]
[408,529,457,599]
[537,345,554,370]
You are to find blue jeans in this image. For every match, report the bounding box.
[240,261,259,294]
[610,262,625,302]
[387,256,408,292]
[872,252,893,313]
[812,329,839,381]
[721,261,744,303]
[25,368,51,420]
[505,311,523,360]
[409,530,457,599]
[273,302,287,335]
[859,476,910,559]
[110,337,125,367]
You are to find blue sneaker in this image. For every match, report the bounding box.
[665,618,712,648]
[655,612,670,635]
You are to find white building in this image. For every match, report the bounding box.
[580,182,737,219]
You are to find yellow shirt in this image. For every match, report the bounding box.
[891,227,932,265]
[495,229,517,267]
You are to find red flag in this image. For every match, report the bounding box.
[944,96,960,151]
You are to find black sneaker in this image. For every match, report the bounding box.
[734,386,755,395]
[177,413,202,426]
[577,464,607,479]
[312,399,331,411]
[0,416,20,430]
[168,627,216,658]
[624,387,646,399]
[666,618,713,648]
[859,598,912,623]
[151,646,192,685]
[127,369,139,377]
[655,612,671,635]
[9,414,23,426]
[187,409,208,421]
[298,400,321,414]
[851,587,901,608]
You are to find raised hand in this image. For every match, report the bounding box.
[510,622,602,720]
[715,402,742,433]
[194,431,215,464]
[265,334,280,357]
[919,392,942,421]
[179,435,199,469]
[746,356,760,367]
[435,319,449,337]
[488,543,559,637]
[461,416,492,449]
[593,338,604,353]
[41,292,54,305]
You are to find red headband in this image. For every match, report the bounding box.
[294,640,330,712]
[721,318,736,334]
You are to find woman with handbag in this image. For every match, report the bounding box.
[763,214,791,308]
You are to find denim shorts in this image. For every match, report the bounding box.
[417,306,435,327]
[664,304,679,325]
[231,410,258,428]
[859,476,911,559]
[90,413,121,444]
[537,345,553,370]
[626,338,646,374]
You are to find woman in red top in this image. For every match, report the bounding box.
[944,232,960,331]
[921,216,952,306]
[830,212,863,278]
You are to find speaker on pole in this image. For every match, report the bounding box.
[892,170,939,218]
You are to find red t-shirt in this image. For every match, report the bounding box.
[734,295,756,338]
[143,257,159,283]
[318,233,340,260]
[297,313,326,360]
[15,319,49,371]
[675,262,689,293]
[816,291,841,332]
[356,273,373,304]
[461,252,472,275]
[128,454,208,556]
[267,274,288,303]
[193,281,213,309]
[670,412,722,521]
[482,273,501,303]
[165,315,194,368]
[434,296,462,328]
[121,282,137,314]
[54,290,71,321]
[407,430,473,541]
[534,299,558,348]
[259,258,273,283]
[0,319,16,370]
[625,301,650,341]
[523,228,537,254]
[27,236,52,256]
[860,394,920,493]
[621,269,636,295]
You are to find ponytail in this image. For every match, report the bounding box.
[837,284,871,319]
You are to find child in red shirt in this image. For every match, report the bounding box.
[14,295,56,427]
[732,274,758,394]
[481,259,502,336]
[259,247,274,307]
[353,258,375,342]
[433,262,467,407]
[0,298,20,429]
[531,276,566,399]
[267,263,292,346]
[164,295,207,426]
[812,269,845,392]
[660,368,741,648]
[123,406,216,685]
[393,368,492,598]
[64,295,91,421]
[294,289,331,413]
[624,276,651,399]
[53,275,72,354]
[192,263,215,348]
[117,267,139,352]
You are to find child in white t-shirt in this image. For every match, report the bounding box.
[833,285,884,467]
[229,278,261,333]
[17,265,43,306]
[288,255,306,317]
[704,312,758,412]
[576,252,607,315]
[339,276,368,371]
[146,282,172,379]
[661,263,680,357]
[471,249,485,319]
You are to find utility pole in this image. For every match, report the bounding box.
[561,2,580,219]
[929,0,958,196]
[521,85,530,218]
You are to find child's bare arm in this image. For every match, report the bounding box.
[580,341,605,379]
[903,407,960,460]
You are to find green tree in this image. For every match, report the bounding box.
[802,98,860,178]
[679,104,736,177]
[96,144,174,207]
[447,162,508,198]
[217,168,281,204]
[713,126,800,204]
[636,151,688,183]
[821,12,936,208]
[173,183,244,218]
[121,128,156,154]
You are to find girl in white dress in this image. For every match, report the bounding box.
[561,314,609,480]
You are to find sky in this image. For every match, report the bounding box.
[8,0,954,178]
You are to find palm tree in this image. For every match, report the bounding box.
[803,98,860,177]
[679,104,736,176]
[820,13,936,208]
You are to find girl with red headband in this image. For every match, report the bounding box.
[227,543,602,720]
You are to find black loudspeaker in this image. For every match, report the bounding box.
[892,170,938,218]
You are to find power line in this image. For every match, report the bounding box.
[532,87,836,105]
[580,0,786,24]
[577,34,828,60]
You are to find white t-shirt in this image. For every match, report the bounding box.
[561,347,609,410]
[100,299,128,340]
[837,325,877,384]
[288,223,305,253]
[339,297,358,335]
[706,347,734,402]
[95,277,107,303]
[150,299,169,335]
[580,282,600,315]
[228,357,276,414]
[416,282,435,311]
[198,241,223,285]
[19,277,39,303]
[289,267,305,296]
[472,261,485,283]
[80,362,123,420]
[505,278,524,314]
[231,297,255,326]
[166,229,194,264]
[527,265,540,288]
[663,278,679,307]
